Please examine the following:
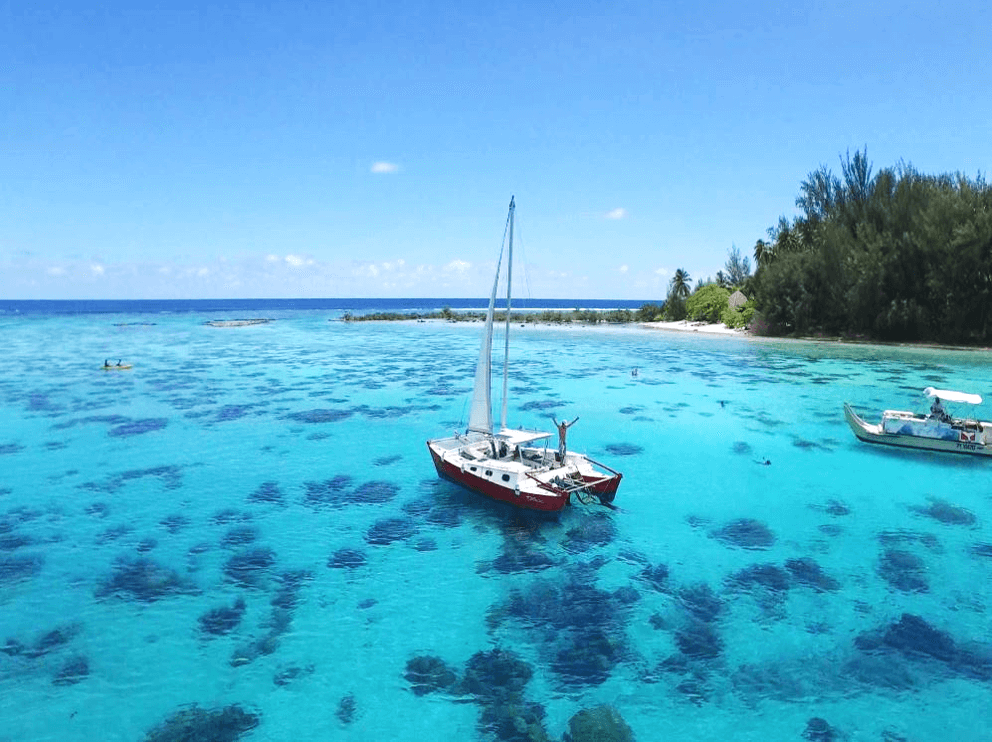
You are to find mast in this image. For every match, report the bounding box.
[500,197,514,431]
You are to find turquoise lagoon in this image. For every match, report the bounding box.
[1,306,991,741]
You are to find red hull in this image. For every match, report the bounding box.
[427,443,621,513]
[586,471,622,502]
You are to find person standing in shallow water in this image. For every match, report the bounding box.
[552,416,579,462]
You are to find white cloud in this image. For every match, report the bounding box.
[371,161,399,174]
[285,254,314,268]
[352,262,380,278]
[618,265,628,273]
[605,208,627,220]
[654,268,669,277]
[3,251,510,300]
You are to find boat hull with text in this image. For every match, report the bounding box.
[844,402,992,457]
[427,432,621,512]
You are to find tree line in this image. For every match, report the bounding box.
[657,245,754,328]
[663,149,992,344]
[341,308,643,324]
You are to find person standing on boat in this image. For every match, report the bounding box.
[552,416,579,462]
[931,397,951,423]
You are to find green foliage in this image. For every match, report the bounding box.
[663,296,687,321]
[721,303,754,329]
[603,309,634,323]
[663,268,692,320]
[753,151,992,343]
[685,284,730,323]
[342,307,640,325]
[670,269,692,299]
[724,245,751,286]
[636,303,664,321]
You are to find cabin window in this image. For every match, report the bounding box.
[485,470,492,477]
[469,466,476,472]
[501,474,510,482]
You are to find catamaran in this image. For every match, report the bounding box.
[426,197,622,512]
[844,387,992,457]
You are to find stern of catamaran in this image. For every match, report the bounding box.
[586,470,622,503]
[565,453,622,504]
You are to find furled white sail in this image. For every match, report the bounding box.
[467,205,511,434]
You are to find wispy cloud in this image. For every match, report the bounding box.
[618,264,628,273]
[3,252,520,299]
[605,207,627,220]
[284,254,314,268]
[654,267,669,277]
[371,161,399,174]
[352,258,407,279]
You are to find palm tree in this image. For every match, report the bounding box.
[753,238,771,268]
[670,268,691,299]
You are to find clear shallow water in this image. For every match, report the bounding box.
[2,308,992,742]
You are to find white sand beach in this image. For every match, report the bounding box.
[641,320,744,336]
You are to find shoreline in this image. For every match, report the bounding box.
[388,316,992,353]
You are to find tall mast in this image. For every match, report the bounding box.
[500,197,514,431]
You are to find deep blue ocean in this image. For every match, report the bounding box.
[1,300,991,741]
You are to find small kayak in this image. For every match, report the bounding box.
[102,364,133,371]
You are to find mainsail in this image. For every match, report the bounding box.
[467,197,514,434]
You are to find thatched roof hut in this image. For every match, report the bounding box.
[728,290,748,309]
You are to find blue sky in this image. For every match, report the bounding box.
[2,0,990,300]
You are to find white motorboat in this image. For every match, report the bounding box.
[844,387,992,457]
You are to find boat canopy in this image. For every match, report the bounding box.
[497,428,553,445]
[923,387,983,405]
